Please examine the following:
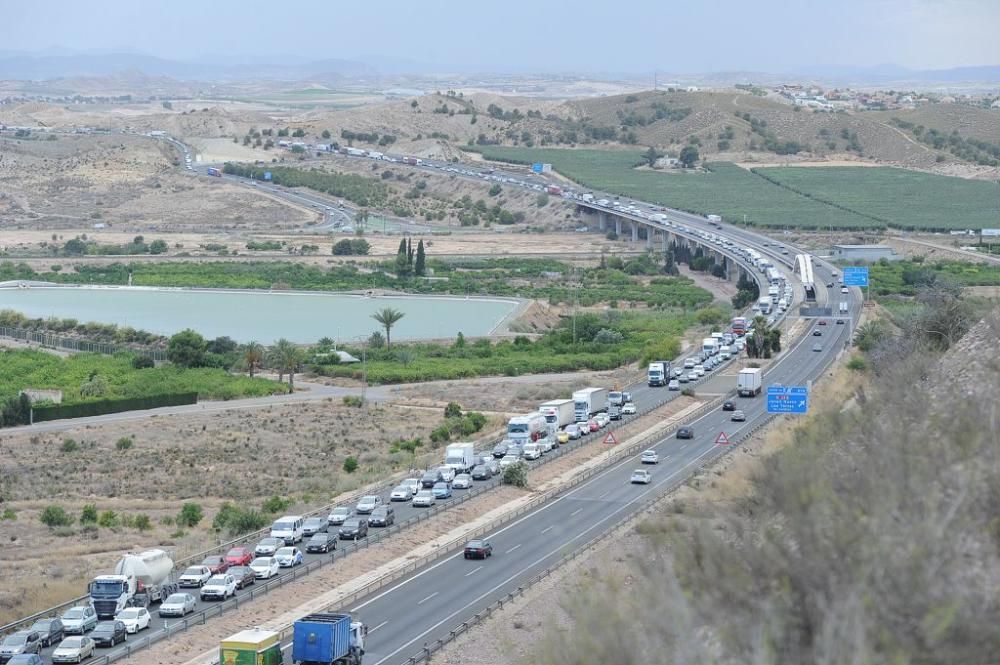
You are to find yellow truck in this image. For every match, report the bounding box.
[220,629,282,665]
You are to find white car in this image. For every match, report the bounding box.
[390,485,412,501]
[52,636,95,664]
[631,469,652,484]
[178,565,212,588]
[498,454,520,469]
[400,478,421,495]
[158,593,196,617]
[355,495,382,514]
[841,287,849,294]
[668,379,680,391]
[640,450,659,465]
[250,557,280,579]
[565,424,583,439]
[622,403,636,416]
[274,547,303,567]
[437,466,457,483]
[61,605,98,634]
[200,574,237,601]
[412,490,436,507]
[522,444,541,460]
[595,413,610,427]
[451,474,472,489]
[115,607,151,633]
[692,365,706,377]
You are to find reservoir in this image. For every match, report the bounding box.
[0,285,519,345]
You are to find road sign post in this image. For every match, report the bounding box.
[767,385,809,414]
[603,431,619,445]
[714,431,732,446]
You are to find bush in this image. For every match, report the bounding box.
[177,502,203,527]
[213,502,269,536]
[131,355,155,369]
[80,504,98,524]
[343,456,359,473]
[847,356,867,371]
[343,395,363,408]
[133,514,152,531]
[503,461,528,488]
[115,436,133,451]
[61,438,79,453]
[262,495,293,514]
[1,508,15,521]
[444,402,463,419]
[40,506,74,527]
[680,387,696,397]
[98,510,119,528]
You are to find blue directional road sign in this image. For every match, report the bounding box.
[767,385,809,414]
[842,266,869,287]
[263,171,272,181]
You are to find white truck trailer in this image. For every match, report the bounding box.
[573,387,608,422]
[538,399,574,430]
[737,368,763,397]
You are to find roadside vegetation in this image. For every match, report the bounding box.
[534,285,1000,664]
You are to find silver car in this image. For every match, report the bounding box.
[51,637,94,664]
[412,490,435,507]
[60,606,97,635]
[158,593,196,618]
[451,474,472,489]
[390,485,412,501]
[355,495,381,514]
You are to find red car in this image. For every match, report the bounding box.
[464,539,493,559]
[225,547,254,567]
[201,555,230,574]
[818,320,828,326]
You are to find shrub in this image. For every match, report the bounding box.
[40,505,74,527]
[343,456,359,473]
[131,355,155,369]
[80,504,98,524]
[177,502,204,527]
[847,356,867,371]
[115,436,133,451]
[681,387,696,397]
[430,424,451,444]
[61,438,79,453]
[343,395,363,408]
[133,514,152,531]
[503,461,528,488]
[2,508,16,521]
[444,402,463,419]
[98,510,119,528]
[262,495,293,514]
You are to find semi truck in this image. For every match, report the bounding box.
[737,368,763,397]
[545,185,562,196]
[573,387,608,422]
[220,629,283,665]
[538,399,574,429]
[89,549,179,619]
[506,412,547,444]
[702,338,720,356]
[647,362,671,387]
[443,443,476,474]
[206,167,222,177]
[292,613,367,665]
[839,301,849,314]
[402,156,423,166]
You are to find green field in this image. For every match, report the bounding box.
[471,147,997,231]
[0,350,287,404]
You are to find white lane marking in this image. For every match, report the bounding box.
[597,490,610,499]
[505,544,522,554]
[416,592,439,605]
[369,443,719,665]
[569,508,583,517]
[464,565,483,577]
[369,621,389,633]
[540,526,553,535]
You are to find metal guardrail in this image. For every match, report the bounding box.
[0,325,167,361]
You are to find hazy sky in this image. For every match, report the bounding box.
[3,0,999,73]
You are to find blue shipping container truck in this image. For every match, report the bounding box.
[292,613,366,665]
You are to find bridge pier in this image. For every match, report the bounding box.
[598,211,607,232]
[615,217,622,236]
[630,221,638,243]
[646,229,654,249]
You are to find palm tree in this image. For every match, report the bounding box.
[271,338,304,389]
[242,341,265,379]
[371,307,405,349]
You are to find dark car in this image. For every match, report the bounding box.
[201,555,229,575]
[836,319,845,325]
[338,518,368,540]
[464,539,493,559]
[471,464,491,481]
[90,622,126,648]
[492,441,509,459]
[228,566,256,589]
[367,506,395,528]
[306,533,337,554]
[813,329,822,336]
[722,401,735,412]
[421,469,444,488]
[29,618,64,648]
[676,427,694,439]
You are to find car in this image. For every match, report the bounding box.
[432,481,453,499]
[274,547,303,568]
[557,430,571,444]
[227,566,256,589]
[826,282,834,288]
[158,593,196,618]
[421,468,445,487]
[302,517,327,536]
[492,441,510,458]
[29,618,64,647]
[51,637,95,664]
[60,606,98,635]
[463,539,493,559]
[114,608,151,634]
[836,318,846,324]
[498,454,520,469]
[676,427,694,439]
[201,555,229,575]
[587,419,600,432]
[813,343,823,352]
[452,473,472,489]
[367,505,395,527]
[399,478,421,496]
[390,485,412,501]
[224,547,254,567]
[678,373,690,384]
[841,287,849,294]
[640,450,659,464]
[355,495,382,514]
[0,632,42,662]
[326,507,352,527]
[565,424,583,439]
[631,469,652,484]
[595,413,610,427]
[90,621,126,648]
[692,365,706,377]
[683,359,695,369]
[249,557,279,579]
[731,410,746,422]
[5,656,43,665]
[437,466,457,483]
[667,379,680,391]
[722,401,735,412]
[672,367,683,378]
[471,464,491,481]
[818,319,828,326]
[412,490,436,507]
[254,537,284,557]
[200,574,237,600]
[306,533,337,554]
[522,443,542,460]
[484,458,501,475]
[178,565,212,588]
[506,444,523,458]
[338,518,368,540]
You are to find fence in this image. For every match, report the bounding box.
[31,393,198,423]
[0,326,167,361]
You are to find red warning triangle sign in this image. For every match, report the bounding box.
[715,431,732,446]
[603,431,619,445]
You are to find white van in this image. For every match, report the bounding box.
[522,443,542,460]
[270,515,304,544]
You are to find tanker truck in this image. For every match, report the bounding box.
[89,549,179,619]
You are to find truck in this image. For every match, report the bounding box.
[737,368,763,397]
[345,147,367,157]
[538,399,574,430]
[731,317,748,336]
[402,156,422,166]
[839,300,849,314]
[506,412,547,444]
[545,185,562,196]
[220,629,283,665]
[573,387,608,422]
[707,214,722,226]
[292,613,367,665]
[206,167,222,177]
[88,549,179,619]
[702,337,719,356]
[647,361,670,387]
[443,443,476,474]
[367,151,384,160]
